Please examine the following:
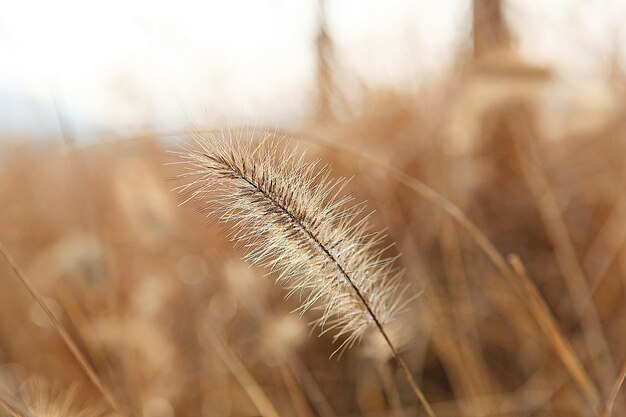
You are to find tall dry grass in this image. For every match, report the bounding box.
[1,31,626,417]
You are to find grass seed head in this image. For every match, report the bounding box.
[176,130,413,352]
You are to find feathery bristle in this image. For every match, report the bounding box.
[176,130,412,351]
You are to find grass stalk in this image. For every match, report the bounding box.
[0,241,126,417]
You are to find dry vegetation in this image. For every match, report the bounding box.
[1,4,626,417]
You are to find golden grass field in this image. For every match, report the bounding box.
[1,5,626,417]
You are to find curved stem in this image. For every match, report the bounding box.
[395,354,437,417]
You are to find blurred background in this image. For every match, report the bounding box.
[2,0,626,139]
[2,1,626,417]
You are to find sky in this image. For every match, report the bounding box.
[0,0,625,140]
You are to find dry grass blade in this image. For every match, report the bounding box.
[278,363,315,417]
[378,363,407,417]
[286,356,337,417]
[584,196,626,291]
[0,394,31,417]
[0,241,126,417]
[508,254,601,412]
[176,131,436,417]
[201,320,281,417]
[603,358,626,417]
[513,129,615,391]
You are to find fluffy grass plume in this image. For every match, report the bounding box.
[176,130,412,352]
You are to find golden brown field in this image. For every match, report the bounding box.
[1,3,626,417]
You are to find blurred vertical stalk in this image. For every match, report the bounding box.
[472,0,510,58]
[314,0,334,122]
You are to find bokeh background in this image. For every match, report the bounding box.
[2,0,626,139]
[1,1,626,417]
